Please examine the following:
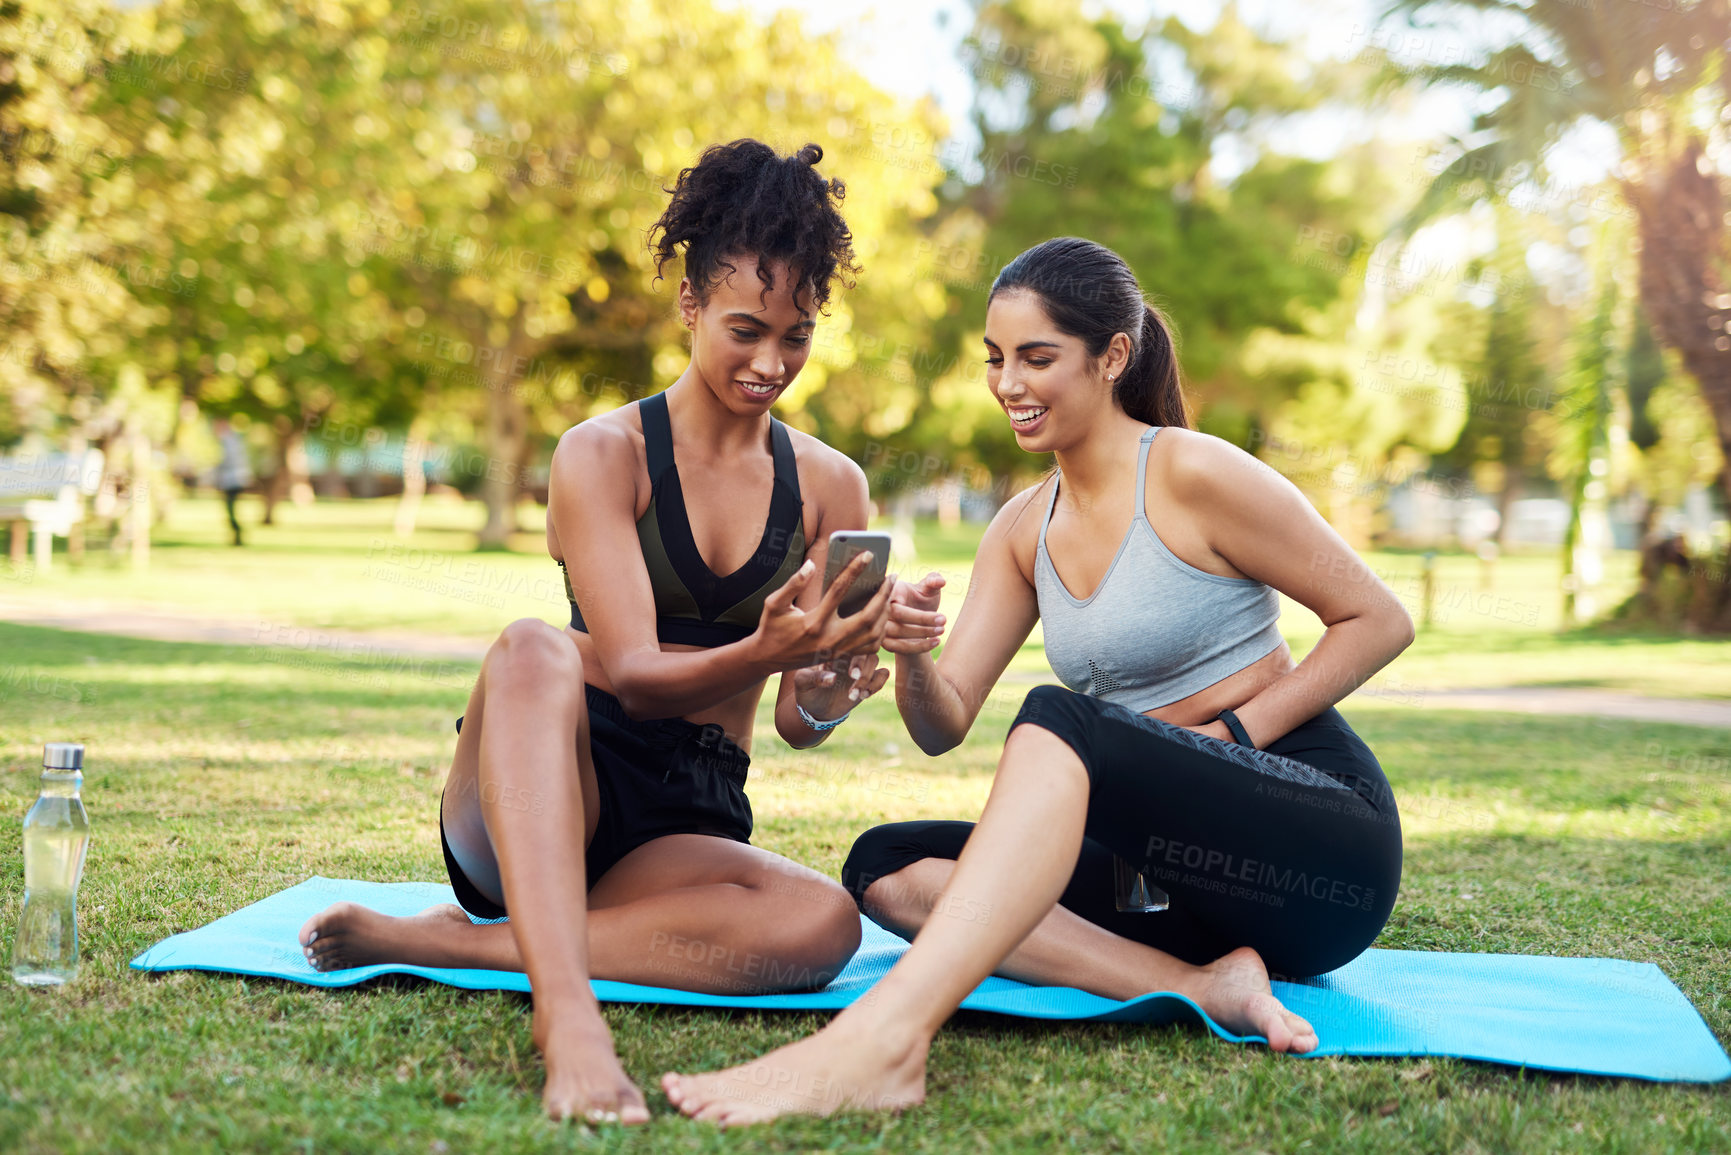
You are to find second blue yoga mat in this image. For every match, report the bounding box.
[129,877,1731,1084]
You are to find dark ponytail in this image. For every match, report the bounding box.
[990,238,1190,429]
[1119,302,1186,429]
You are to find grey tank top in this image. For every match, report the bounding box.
[1034,426,1285,711]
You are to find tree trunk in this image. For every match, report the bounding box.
[262,416,284,525]
[262,416,313,526]
[1493,468,1521,552]
[477,311,531,549]
[1625,143,1731,514]
[1710,541,1731,634]
[1693,468,1731,633]
[1629,494,1662,611]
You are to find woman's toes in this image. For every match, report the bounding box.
[675,1087,705,1118]
[666,1074,713,1116]
[1253,999,1317,1052]
[306,935,352,972]
[298,901,362,957]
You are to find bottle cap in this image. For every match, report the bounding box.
[43,742,84,771]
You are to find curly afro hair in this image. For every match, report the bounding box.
[648,139,859,315]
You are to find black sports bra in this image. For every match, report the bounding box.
[559,391,806,647]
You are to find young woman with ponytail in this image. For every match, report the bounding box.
[663,236,1416,1124]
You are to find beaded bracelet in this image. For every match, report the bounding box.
[796,701,851,732]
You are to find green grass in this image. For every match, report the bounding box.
[6,495,559,640]
[1,620,1728,1153]
[12,495,1729,698]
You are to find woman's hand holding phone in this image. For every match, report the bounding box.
[752,551,897,672]
[884,572,947,654]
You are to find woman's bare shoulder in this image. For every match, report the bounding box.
[1149,427,1264,499]
[984,477,1056,582]
[549,410,651,535]
[780,424,868,504]
[546,409,651,561]
[553,405,647,476]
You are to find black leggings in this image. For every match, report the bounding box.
[843,685,1402,978]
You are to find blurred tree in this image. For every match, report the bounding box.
[1556,255,1618,626]
[1431,212,1551,549]
[100,0,461,522]
[1626,307,1666,458]
[0,0,168,447]
[1380,0,1731,518]
[34,0,945,550]
[311,0,947,546]
[904,0,1405,518]
[1619,305,1677,598]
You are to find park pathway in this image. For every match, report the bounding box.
[4,595,1729,729]
[0,594,485,661]
[1395,687,1731,729]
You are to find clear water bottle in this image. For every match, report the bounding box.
[12,742,93,986]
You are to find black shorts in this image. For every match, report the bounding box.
[439,684,754,920]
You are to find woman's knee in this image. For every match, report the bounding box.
[1007,685,1096,778]
[1010,683,1084,733]
[485,618,582,689]
[858,861,956,937]
[754,871,862,983]
[842,820,970,908]
[841,822,909,905]
[809,884,865,971]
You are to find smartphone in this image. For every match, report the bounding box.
[822,531,892,618]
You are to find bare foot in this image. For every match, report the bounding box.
[660,1014,928,1126]
[1186,946,1318,1053]
[535,1003,650,1125]
[298,901,472,972]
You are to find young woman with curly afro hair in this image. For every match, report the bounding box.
[297,140,916,1124]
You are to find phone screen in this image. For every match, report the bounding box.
[823,532,892,617]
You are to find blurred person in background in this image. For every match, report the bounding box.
[212,416,252,546]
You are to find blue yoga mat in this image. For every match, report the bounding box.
[130,877,1730,1084]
